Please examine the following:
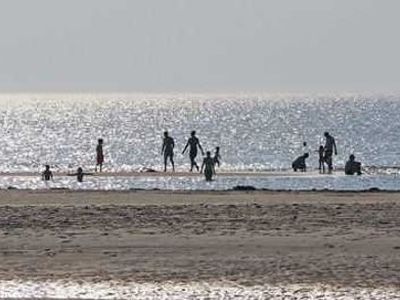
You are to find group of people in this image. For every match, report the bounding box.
[162,130,221,181]
[42,131,222,182]
[292,131,362,175]
[42,130,363,183]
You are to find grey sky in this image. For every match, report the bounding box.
[0,0,399,92]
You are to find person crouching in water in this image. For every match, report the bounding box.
[42,165,53,181]
[345,154,362,175]
[68,167,93,182]
[292,153,309,172]
[201,151,216,181]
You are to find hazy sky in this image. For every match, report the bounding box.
[0,0,399,92]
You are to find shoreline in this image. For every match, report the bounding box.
[0,170,336,177]
[1,188,400,194]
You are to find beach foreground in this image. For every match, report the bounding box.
[0,190,399,299]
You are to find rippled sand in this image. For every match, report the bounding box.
[0,190,399,298]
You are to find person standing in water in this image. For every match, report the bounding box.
[317,145,325,173]
[42,165,53,181]
[68,167,93,182]
[214,146,221,168]
[182,131,204,172]
[302,141,310,156]
[95,138,104,172]
[201,151,215,181]
[323,132,337,173]
[161,131,175,172]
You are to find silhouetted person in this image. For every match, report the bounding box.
[182,131,204,172]
[96,138,104,172]
[345,154,362,175]
[161,131,175,172]
[318,145,325,173]
[323,132,337,173]
[201,151,215,181]
[68,167,93,182]
[302,141,310,155]
[42,165,53,181]
[214,146,221,167]
[292,153,309,172]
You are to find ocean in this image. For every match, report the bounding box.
[1,92,399,190]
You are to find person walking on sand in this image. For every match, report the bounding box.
[201,151,215,181]
[68,167,93,182]
[95,138,104,172]
[182,131,204,172]
[323,132,337,173]
[161,131,175,172]
[42,165,53,181]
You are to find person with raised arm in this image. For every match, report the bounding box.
[68,167,93,182]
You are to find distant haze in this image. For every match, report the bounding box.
[0,0,399,92]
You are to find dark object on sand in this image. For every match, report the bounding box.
[232,185,257,191]
[139,167,157,173]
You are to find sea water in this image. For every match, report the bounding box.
[0,92,400,190]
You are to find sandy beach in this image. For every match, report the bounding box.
[0,190,399,298]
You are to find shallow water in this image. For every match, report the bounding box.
[1,93,400,175]
[2,173,400,191]
[0,280,398,299]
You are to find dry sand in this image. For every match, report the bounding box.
[0,190,399,298]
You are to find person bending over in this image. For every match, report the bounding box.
[292,153,309,172]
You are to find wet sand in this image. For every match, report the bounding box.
[0,170,324,177]
[0,190,399,298]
